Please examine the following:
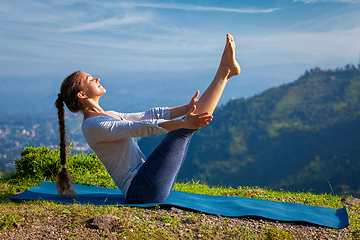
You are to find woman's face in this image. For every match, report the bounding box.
[78,71,106,99]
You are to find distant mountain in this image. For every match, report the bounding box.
[139,65,360,197]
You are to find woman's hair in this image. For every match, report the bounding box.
[54,71,83,197]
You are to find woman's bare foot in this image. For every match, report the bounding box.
[219,34,241,79]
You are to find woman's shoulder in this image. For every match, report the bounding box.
[105,111,124,120]
[82,116,106,128]
[106,110,120,115]
[83,111,123,122]
[82,114,121,136]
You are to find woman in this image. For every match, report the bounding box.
[55,34,240,203]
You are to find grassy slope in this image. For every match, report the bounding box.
[0,147,359,239]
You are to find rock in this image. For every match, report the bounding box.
[168,207,182,214]
[86,214,120,230]
[341,197,360,206]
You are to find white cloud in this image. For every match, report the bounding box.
[1,0,359,77]
[0,1,66,24]
[58,15,149,33]
[294,0,360,3]
[116,2,279,13]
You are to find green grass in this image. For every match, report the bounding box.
[0,147,359,239]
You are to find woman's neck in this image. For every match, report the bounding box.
[83,102,105,120]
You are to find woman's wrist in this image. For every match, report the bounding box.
[169,105,191,119]
[187,103,193,112]
[159,119,186,131]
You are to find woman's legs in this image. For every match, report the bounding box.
[194,34,240,115]
[126,128,196,203]
[126,34,240,203]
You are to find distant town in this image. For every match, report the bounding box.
[0,112,90,174]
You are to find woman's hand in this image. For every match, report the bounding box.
[168,90,200,119]
[159,105,212,131]
[183,105,212,129]
[188,90,200,111]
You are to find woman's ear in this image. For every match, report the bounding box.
[77,91,88,99]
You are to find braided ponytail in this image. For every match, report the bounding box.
[56,93,66,166]
[55,71,83,198]
[55,93,76,197]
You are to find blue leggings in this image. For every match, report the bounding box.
[126,128,197,203]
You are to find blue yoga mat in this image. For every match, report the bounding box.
[12,181,348,229]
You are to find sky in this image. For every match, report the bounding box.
[1,0,360,112]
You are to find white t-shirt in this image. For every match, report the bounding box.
[81,107,170,197]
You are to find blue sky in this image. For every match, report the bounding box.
[1,0,360,111]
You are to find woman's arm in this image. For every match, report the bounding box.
[159,105,212,132]
[117,107,170,121]
[168,91,199,119]
[83,117,170,143]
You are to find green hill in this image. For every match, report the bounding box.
[139,65,360,197]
